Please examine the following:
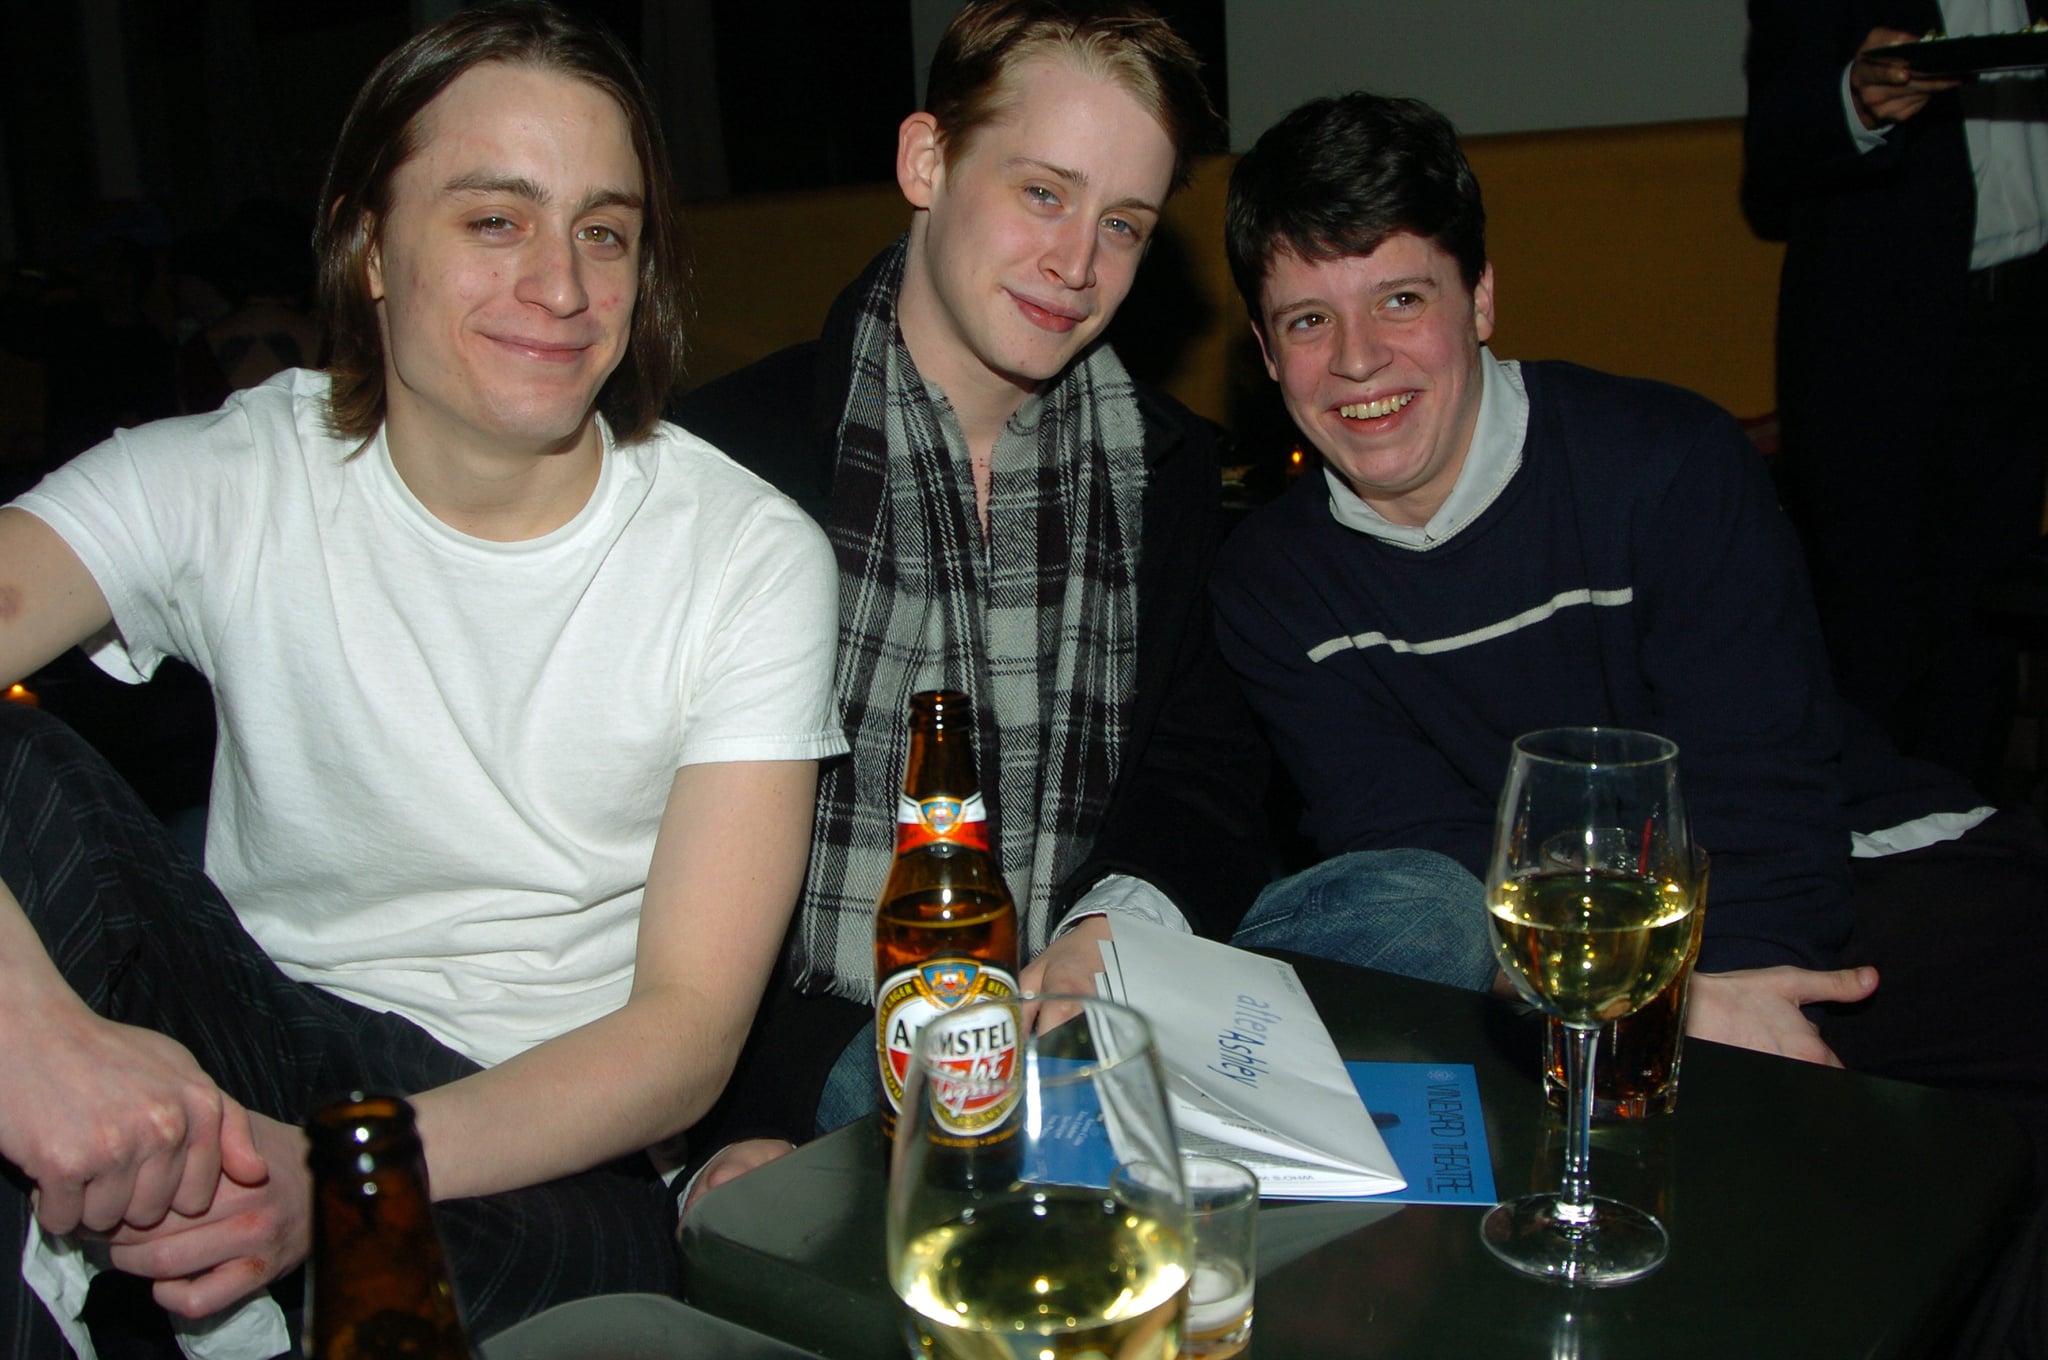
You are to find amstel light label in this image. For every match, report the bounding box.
[894,791,990,853]
[875,957,1019,1133]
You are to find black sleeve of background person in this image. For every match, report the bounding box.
[1821,809,2048,1201]
[668,342,835,522]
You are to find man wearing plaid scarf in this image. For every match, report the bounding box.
[674,0,1269,1194]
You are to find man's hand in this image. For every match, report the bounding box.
[105,1112,309,1320]
[0,1001,265,1237]
[679,1137,795,1216]
[1019,916,1114,1033]
[1020,916,1113,998]
[1686,965,1878,1066]
[1851,28,1960,129]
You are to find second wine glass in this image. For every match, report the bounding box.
[1481,727,1699,1285]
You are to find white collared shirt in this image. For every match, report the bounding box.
[1323,350,1532,551]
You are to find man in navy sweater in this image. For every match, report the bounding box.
[1212,91,2047,1136]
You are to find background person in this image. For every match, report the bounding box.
[1745,0,2048,793]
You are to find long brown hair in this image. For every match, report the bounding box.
[313,1,691,444]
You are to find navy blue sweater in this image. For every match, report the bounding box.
[1214,361,1964,972]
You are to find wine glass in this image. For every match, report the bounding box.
[886,994,1193,1359]
[1481,727,1699,1285]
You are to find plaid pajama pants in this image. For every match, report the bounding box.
[0,705,678,1357]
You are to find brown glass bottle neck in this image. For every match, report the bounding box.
[901,725,981,801]
[305,1096,472,1359]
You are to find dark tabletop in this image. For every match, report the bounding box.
[680,954,2029,1360]
[479,1293,821,1359]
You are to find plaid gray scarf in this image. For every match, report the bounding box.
[792,236,1147,1001]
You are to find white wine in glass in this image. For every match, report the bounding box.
[1491,871,1696,1026]
[1482,727,1699,1285]
[887,995,1192,1359]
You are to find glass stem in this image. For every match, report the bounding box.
[1558,1020,1599,1232]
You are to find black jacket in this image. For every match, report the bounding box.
[1743,0,1976,492]
[670,253,1269,1146]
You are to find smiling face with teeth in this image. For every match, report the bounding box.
[1256,231,1495,527]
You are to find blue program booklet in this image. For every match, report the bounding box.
[1344,1061,1497,1206]
[1088,922,1496,1204]
[1019,1058,1496,1206]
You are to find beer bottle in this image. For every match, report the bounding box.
[304,1091,473,1360]
[874,689,1021,1144]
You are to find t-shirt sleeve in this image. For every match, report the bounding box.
[674,493,847,767]
[11,401,257,684]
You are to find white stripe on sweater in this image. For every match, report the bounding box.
[1306,587,1635,663]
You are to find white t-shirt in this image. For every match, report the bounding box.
[16,370,846,1065]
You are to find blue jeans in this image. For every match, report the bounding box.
[1230,848,1496,992]
[817,1024,879,1135]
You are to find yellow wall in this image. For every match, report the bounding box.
[1472,120,1782,421]
[678,117,1784,425]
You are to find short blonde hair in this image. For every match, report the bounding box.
[926,0,1222,195]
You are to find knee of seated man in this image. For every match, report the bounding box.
[1233,847,1491,987]
[1242,847,1483,927]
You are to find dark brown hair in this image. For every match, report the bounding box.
[1226,93,1486,336]
[926,0,1222,194]
[313,0,690,444]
